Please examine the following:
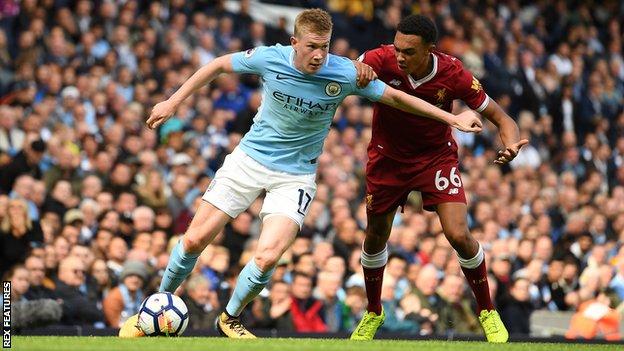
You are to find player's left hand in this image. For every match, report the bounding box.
[494,139,529,164]
[353,60,377,88]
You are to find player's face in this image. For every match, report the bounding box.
[393,32,434,74]
[291,30,331,74]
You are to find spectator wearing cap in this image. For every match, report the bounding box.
[103,260,148,327]
[63,208,94,244]
[55,256,104,326]
[0,137,45,193]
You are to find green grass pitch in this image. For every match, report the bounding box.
[10,337,622,351]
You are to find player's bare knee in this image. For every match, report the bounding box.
[183,232,207,253]
[445,227,469,248]
[254,251,278,272]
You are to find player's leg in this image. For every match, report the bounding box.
[352,151,407,340]
[217,167,315,338]
[121,202,232,337]
[362,210,393,315]
[350,210,393,341]
[436,202,489,309]
[217,215,299,338]
[436,202,508,342]
[160,148,264,293]
[159,201,231,292]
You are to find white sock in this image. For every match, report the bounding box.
[361,245,388,269]
[456,243,484,269]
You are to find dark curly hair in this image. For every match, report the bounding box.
[397,15,438,44]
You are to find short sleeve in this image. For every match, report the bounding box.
[230,46,271,75]
[455,66,489,112]
[355,79,387,102]
[345,60,387,102]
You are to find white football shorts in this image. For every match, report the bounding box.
[202,147,316,228]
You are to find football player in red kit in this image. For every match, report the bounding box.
[350,15,527,342]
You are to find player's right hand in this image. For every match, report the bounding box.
[147,100,176,129]
[452,110,483,133]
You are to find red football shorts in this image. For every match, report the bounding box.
[365,141,467,214]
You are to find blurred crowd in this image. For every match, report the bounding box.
[1,0,624,339]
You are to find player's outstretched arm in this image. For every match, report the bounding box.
[378,87,483,133]
[146,54,235,129]
[480,99,529,164]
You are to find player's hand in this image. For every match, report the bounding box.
[494,139,529,164]
[147,100,177,129]
[353,60,377,88]
[452,110,483,133]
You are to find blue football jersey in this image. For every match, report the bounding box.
[230,44,387,174]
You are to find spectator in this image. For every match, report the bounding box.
[500,278,534,335]
[2,264,62,329]
[0,0,623,339]
[55,256,104,326]
[0,138,45,193]
[103,260,148,327]
[411,265,446,333]
[290,272,326,333]
[438,275,481,334]
[90,258,112,302]
[23,255,55,300]
[378,276,419,333]
[252,280,293,330]
[0,198,43,276]
[182,274,219,330]
[314,270,347,332]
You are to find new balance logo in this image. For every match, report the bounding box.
[448,188,459,195]
[389,79,401,86]
[472,277,487,285]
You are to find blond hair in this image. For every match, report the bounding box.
[294,8,333,38]
[1,198,31,233]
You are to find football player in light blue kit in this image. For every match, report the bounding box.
[120,9,482,338]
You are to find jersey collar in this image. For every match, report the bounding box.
[407,53,438,89]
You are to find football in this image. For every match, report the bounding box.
[137,292,189,336]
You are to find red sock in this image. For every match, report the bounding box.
[461,260,494,314]
[363,266,385,315]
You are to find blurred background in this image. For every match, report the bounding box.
[1,0,623,341]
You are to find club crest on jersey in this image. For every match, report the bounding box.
[389,79,402,86]
[325,82,341,97]
[244,48,257,58]
[365,194,373,210]
[435,88,446,103]
[471,77,482,91]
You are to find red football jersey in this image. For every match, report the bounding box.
[361,45,489,162]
